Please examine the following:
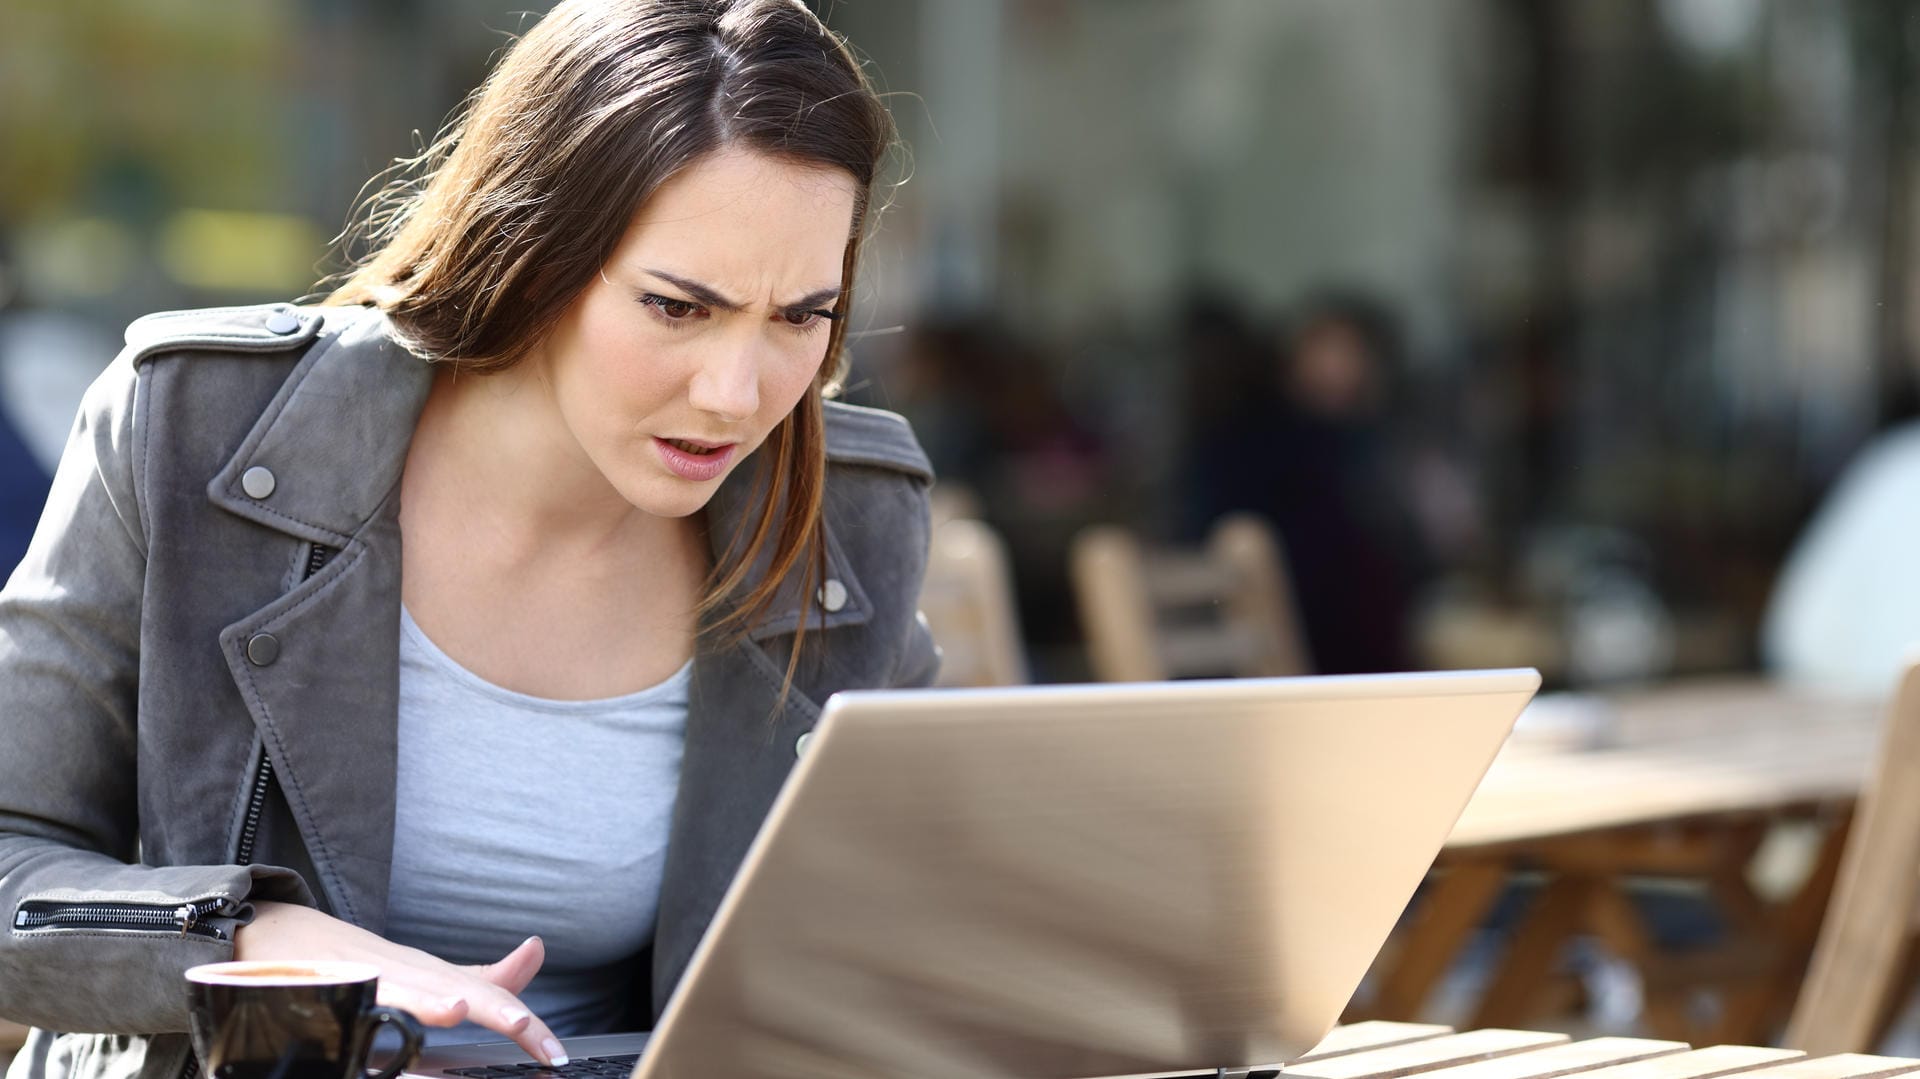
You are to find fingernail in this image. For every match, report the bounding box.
[543,1040,567,1067]
[444,996,467,1015]
[502,1005,530,1028]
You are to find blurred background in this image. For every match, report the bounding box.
[6,0,1920,689]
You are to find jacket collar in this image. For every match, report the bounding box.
[207,308,435,548]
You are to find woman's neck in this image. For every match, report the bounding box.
[397,363,707,699]
[403,362,697,564]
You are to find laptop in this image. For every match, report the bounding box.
[404,669,1539,1079]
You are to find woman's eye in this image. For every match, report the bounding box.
[642,295,703,321]
[780,308,837,330]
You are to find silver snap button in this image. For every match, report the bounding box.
[265,311,301,335]
[246,633,281,667]
[817,578,848,613]
[795,731,813,758]
[241,466,276,500]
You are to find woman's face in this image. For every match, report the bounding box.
[533,147,858,519]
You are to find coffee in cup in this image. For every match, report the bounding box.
[185,961,423,1079]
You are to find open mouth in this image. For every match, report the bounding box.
[654,437,738,482]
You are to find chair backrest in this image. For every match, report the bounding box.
[929,483,983,532]
[918,515,1028,688]
[1785,659,1920,1053]
[1070,513,1310,682]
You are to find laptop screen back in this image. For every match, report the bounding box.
[638,670,1538,1079]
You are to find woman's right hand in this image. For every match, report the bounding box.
[235,901,568,1066]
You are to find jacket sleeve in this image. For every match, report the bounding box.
[0,353,312,1035]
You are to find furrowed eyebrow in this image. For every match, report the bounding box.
[643,270,742,312]
[786,286,843,311]
[643,269,840,314]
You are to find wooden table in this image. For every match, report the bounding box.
[1269,1021,1919,1079]
[7,1021,1912,1079]
[1361,679,1888,1045]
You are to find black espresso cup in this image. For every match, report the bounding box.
[185,961,424,1079]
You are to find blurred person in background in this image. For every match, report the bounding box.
[1186,291,1432,675]
[0,2,937,1076]
[1762,392,1920,692]
[1265,293,1431,674]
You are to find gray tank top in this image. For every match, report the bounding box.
[385,607,691,1043]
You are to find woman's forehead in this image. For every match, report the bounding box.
[609,148,857,294]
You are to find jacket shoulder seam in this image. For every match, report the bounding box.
[134,352,154,554]
[123,305,325,367]
[822,400,932,481]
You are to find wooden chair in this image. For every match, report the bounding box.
[1070,513,1310,682]
[919,514,1028,687]
[1784,659,1920,1054]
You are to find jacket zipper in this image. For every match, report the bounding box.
[176,542,340,1079]
[234,542,335,867]
[233,754,274,866]
[13,897,233,941]
[20,899,229,1079]
[303,541,333,581]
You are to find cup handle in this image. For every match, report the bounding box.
[361,1006,425,1079]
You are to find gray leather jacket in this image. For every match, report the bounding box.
[0,304,937,1079]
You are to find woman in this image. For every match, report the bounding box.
[0,2,935,1077]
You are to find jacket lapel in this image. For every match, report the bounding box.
[652,637,818,1013]
[649,449,877,1010]
[211,309,432,934]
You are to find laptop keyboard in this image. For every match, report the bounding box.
[446,1056,640,1079]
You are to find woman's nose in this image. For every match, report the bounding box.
[688,342,760,422]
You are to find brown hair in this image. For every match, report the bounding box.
[325,0,895,661]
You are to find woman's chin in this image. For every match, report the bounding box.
[616,475,724,520]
